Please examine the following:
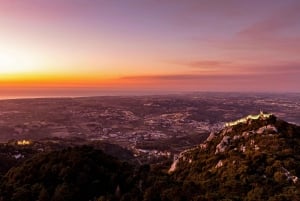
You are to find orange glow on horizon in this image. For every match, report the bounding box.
[0,72,119,87]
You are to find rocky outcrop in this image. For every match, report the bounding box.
[215,136,230,154]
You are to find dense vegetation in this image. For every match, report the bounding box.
[0,115,300,201]
[171,116,300,200]
[0,146,137,201]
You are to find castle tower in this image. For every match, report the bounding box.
[260,110,264,116]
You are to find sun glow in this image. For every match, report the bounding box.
[0,46,42,74]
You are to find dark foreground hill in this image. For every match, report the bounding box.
[0,138,134,178]
[0,113,300,201]
[0,146,136,201]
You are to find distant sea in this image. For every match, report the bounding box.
[2,89,298,100]
[0,89,180,100]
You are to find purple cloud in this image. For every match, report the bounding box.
[119,71,299,92]
[238,2,300,39]
[169,60,232,69]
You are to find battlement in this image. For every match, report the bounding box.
[225,111,272,127]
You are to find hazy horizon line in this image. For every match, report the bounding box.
[1,90,300,101]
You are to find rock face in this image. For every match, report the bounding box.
[169,157,179,173]
[169,113,300,200]
[215,136,230,154]
[206,132,216,141]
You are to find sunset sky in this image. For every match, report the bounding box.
[0,0,300,97]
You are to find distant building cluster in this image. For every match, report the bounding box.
[17,140,31,146]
